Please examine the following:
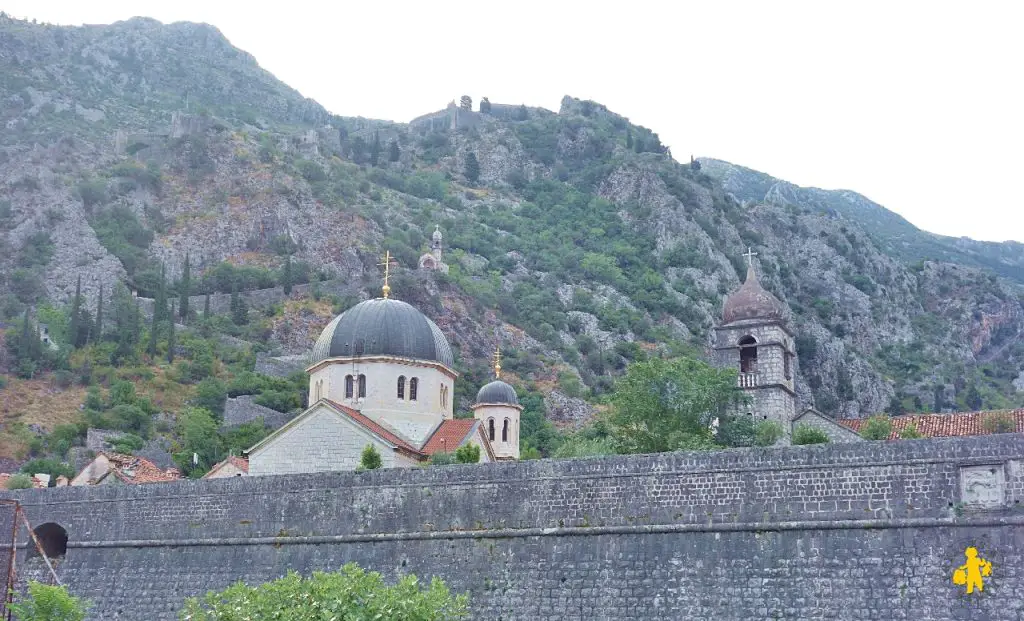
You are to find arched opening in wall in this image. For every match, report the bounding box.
[784,352,792,380]
[358,374,367,398]
[502,419,509,442]
[739,335,758,374]
[409,378,418,401]
[29,523,68,560]
[488,418,495,441]
[397,376,406,400]
[440,385,448,409]
[345,375,354,399]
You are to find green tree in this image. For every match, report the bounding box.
[230,282,248,325]
[155,263,168,322]
[429,451,455,466]
[459,95,472,111]
[179,253,191,320]
[792,424,830,445]
[6,473,33,490]
[203,292,211,318]
[359,444,382,470]
[20,458,75,484]
[93,284,103,342]
[515,104,528,120]
[147,304,159,358]
[715,414,754,447]
[964,383,983,411]
[754,420,784,446]
[10,582,88,621]
[625,129,633,149]
[282,255,293,295]
[180,563,468,621]
[369,131,381,166]
[860,414,893,440]
[464,151,480,184]
[552,436,619,458]
[454,443,480,464]
[166,319,176,363]
[173,407,223,477]
[479,97,491,113]
[109,404,151,437]
[886,395,906,416]
[68,275,82,347]
[111,284,139,364]
[388,139,400,162]
[192,378,227,417]
[609,357,741,454]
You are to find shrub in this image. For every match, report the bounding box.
[454,443,480,464]
[192,377,227,416]
[253,389,300,413]
[860,414,893,441]
[6,474,33,489]
[792,424,830,445]
[179,563,467,620]
[19,459,75,483]
[429,451,455,466]
[754,420,784,446]
[359,444,382,470]
[899,423,923,440]
[981,412,1016,434]
[11,581,88,621]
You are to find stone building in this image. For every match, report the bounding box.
[246,280,509,475]
[418,225,448,273]
[713,255,857,443]
[472,349,523,460]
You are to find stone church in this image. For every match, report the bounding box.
[712,257,861,444]
[247,277,520,475]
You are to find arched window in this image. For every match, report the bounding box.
[784,352,792,380]
[488,418,495,441]
[409,377,418,401]
[358,374,366,398]
[30,523,68,559]
[397,376,406,400]
[739,335,758,374]
[345,375,354,398]
[314,379,322,401]
[440,385,447,408]
[502,419,509,442]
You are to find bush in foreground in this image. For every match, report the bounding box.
[180,563,468,620]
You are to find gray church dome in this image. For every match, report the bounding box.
[722,266,786,324]
[475,380,519,406]
[311,298,454,367]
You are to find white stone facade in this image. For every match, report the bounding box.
[248,404,419,476]
[473,403,522,460]
[308,356,456,445]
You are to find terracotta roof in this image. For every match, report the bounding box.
[838,409,1024,439]
[203,455,249,478]
[421,419,478,456]
[102,452,182,485]
[324,400,422,455]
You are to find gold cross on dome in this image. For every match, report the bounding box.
[493,345,502,379]
[743,247,758,267]
[378,250,395,299]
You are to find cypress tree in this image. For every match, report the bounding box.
[69,275,82,348]
[283,256,293,295]
[203,293,211,318]
[134,298,143,347]
[388,139,400,163]
[166,319,176,364]
[18,307,32,357]
[94,284,104,342]
[465,152,480,184]
[147,303,159,358]
[230,282,248,325]
[369,131,381,167]
[179,253,191,321]
[626,130,633,149]
[154,263,167,322]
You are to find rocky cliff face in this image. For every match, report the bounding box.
[1,14,1021,426]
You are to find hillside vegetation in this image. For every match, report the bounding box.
[1,13,1023,471]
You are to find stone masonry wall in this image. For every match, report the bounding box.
[4,434,1024,620]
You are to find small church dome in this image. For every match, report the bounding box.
[722,266,785,324]
[311,298,454,367]
[475,380,519,406]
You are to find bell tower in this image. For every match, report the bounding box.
[711,249,797,431]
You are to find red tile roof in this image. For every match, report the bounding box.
[103,452,182,485]
[421,419,478,456]
[324,400,422,455]
[838,409,1024,439]
[203,455,249,478]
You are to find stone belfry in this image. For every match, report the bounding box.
[711,249,797,430]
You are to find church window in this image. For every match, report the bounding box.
[739,335,758,374]
[784,353,792,380]
[314,379,322,401]
[440,385,448,408]
[488,418,495,441]
[345,375,354,398]
[398,376,406,400]
[502,419,509,442]
[358,374,366,398]
[409,377,418,401]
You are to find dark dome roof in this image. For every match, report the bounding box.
[722,266,786,324]
[475,380,519,406]
[311,298,454,367]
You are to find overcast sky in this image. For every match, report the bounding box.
[6,1,1023,242]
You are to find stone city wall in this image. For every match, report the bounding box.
[4,434,1024,620]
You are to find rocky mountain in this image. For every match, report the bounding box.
[1,13,1022,453]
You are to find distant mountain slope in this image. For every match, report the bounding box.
[1,14,1022,445]
[699,158,1024,283]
